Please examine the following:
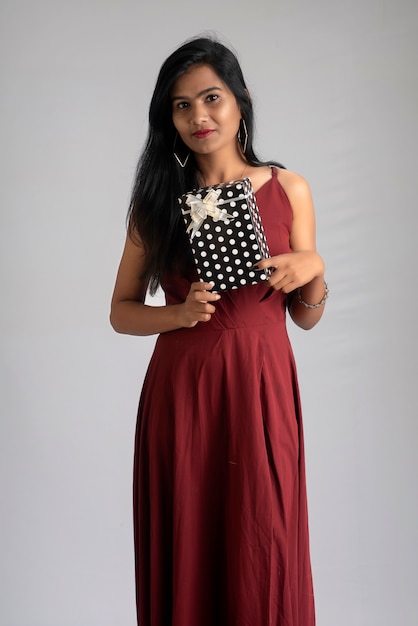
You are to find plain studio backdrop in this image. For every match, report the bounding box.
[1,1,417,624]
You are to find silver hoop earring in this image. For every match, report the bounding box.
[238,119,248,154]
[173,133,190,168]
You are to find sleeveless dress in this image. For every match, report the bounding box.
[133,167,315,626]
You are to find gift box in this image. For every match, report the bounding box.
[179,177,272,292]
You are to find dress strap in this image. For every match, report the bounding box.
[270,165,278,177]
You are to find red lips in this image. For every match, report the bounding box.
[192,129,214,139]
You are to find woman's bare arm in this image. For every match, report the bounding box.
[256,169,327,330]
[110,232,221,336]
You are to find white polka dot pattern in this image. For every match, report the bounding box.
[179,178,272,292]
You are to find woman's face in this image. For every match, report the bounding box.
[171,64,242,157]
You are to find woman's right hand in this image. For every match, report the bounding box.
[178,282,221,328]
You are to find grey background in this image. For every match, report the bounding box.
[1,0,417,624]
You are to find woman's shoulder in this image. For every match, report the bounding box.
[276,167,312,205]
[276,167,310,189]
[248,164,312,205]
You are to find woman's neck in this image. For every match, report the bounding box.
[195,151,248,187]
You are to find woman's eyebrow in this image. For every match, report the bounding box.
[171,86,222,102]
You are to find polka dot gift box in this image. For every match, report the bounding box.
[179,178,272,292]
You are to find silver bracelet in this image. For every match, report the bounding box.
[297,281,329,309]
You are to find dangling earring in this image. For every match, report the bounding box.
[173,132,190,168]
[238,119,248,154]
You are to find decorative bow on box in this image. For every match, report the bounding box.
[181,189,237,239]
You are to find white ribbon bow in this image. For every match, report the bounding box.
[182,189,236,239]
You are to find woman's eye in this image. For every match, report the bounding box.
[176,102,189,110]
[206,94,219,103]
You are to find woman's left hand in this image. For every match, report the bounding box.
[256,250,325,293]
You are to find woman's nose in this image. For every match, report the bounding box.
[189,102,208,125]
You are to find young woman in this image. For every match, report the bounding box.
[111,36,327,626]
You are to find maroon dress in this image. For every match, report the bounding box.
[133,167,315,626]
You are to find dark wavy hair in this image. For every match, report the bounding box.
[128,36,280,295]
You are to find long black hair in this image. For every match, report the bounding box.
[128,35,278,295]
